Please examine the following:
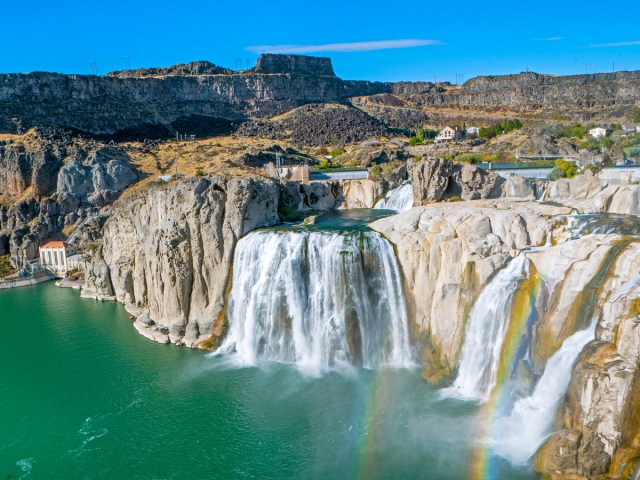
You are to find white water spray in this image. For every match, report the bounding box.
[375,183,414,212]
[447,255,529,401]
[491,322,596,464]
[221,229,413,373]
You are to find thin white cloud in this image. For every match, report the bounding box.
[246,39,442,54]
[591,40,640,47]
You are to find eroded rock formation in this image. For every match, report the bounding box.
[82,176,280,346]
[410,158,534,205]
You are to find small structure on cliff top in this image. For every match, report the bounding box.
[435,126,464,142]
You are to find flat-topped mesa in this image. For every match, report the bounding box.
[254,54,336,76]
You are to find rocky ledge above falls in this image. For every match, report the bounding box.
[546,169,640,215]
[82,175,280,347]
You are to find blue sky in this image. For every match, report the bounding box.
[2,0,639,82]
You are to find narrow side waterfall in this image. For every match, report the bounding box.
[491,322,596,464]
[221,229,413,372]
[375,183,414,212]
[448,255,529,401]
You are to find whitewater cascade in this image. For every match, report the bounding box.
[448,255,530,401]
[375,183,414,212]
[221,229,413,372]
[492,322,597,464]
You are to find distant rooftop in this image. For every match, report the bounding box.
[40,241,68,249]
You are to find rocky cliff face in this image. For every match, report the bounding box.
[254,54,335,76]
[371,200,568,378]
[0,55,385,138]
[410,157,534,205]
[534,242,640,479]
[82,176,280,347]
[400,71,640,115]
[3,55,639,138]
[0,134,138,267]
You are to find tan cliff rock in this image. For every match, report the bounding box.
[370,199,569,377]
[547,170,640,215]
[534,242,640,480]
[83,176,280,346]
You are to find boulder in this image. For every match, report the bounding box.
[410,158,452,204]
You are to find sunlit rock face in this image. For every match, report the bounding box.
[371,199,568,376]
[83,176,280,346]
[535,243,640,479]
[546,170,640,215]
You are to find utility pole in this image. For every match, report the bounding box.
[91,60,97,75]
[124,55,131,70]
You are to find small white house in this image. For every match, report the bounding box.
[435,126,463,142]
[621,123,640,134]
[39,241,77,276]
[466,126,480,136]
[589,127,607,138]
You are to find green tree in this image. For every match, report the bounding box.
[554,159,579,178]
[570,124,588,138]
[548,167,566,180]
[579,138,601,152]
[634,112,640,123]
[601,137,614,149]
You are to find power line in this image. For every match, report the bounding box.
[122,78,179,139]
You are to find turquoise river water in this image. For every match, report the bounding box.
[0,282,536,479]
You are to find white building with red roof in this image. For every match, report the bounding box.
[39,241,77,276]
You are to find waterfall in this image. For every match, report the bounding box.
[375,183,414,212]
[221,229,413,373]
[491,322,596,464]
[447,255,529,401]
[536,184,547,202]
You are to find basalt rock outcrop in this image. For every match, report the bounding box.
[409,158,534,205]
[82,176,280,347]
[3,55,639,139]
[0,54,385,138]
[405,71,640,117]
[109,60,233,77]
[237,103,392,146]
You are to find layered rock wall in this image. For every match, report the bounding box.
[82,176,280,346]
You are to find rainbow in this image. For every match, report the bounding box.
[469,269,542,480]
